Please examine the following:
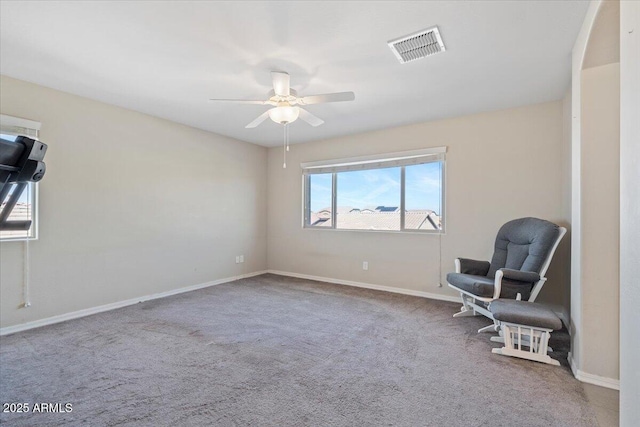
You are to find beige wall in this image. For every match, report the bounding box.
[0,76,267,328]
[0,77,571,331]
[580,62,620,380]
[267,101,569,306]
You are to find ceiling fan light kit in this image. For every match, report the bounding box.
[209,71,355,169]
[268,105,299,125]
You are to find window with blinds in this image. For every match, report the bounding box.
[1,114,41,241]
[301,147,446,233]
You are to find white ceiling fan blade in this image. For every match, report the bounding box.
[299,91,355,105]
[245,110,271,128]
[271,71,290,96]
[208,99,267,105]
[298,108,324,127]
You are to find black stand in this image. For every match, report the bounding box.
[0,136,47,232]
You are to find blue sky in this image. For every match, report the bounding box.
[309,162,442,213]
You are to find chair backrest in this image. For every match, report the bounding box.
[487,217,561,278]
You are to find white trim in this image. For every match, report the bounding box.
[570,0,603,375]
[0,270,268,336]
[301,225,443,235]
[300,146,447,171]
[0,114,41,131]
[267,269,461,303]
[568,352,620,390]
[620,1,640,424]
[0,182,39,242]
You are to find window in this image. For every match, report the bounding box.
[336,167,402,230]
[303,148,445,232]
[1,115,41,241]
[307,173,333,227]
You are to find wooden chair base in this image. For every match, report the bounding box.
[492,322,559,366]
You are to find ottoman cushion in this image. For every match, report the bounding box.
[489,299,562,330]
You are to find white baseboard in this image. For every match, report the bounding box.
[266,270,461,304]
[568,352,620,390]
[0,270,268,336]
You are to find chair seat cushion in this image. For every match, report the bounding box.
[489,299,562,330]
[447,273,495,298]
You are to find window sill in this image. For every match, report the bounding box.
[0,237,38,243]
[302,226,445,235]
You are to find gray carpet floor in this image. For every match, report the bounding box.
[0,274,597,426]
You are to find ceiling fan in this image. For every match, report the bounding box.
[209,71,355,128]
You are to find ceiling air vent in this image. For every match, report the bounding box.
[388,26,446,64]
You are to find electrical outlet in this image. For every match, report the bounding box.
[362,261,368,271]
[239,255,244,263]
[235,256,240,264]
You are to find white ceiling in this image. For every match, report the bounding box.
[0,1,589,147]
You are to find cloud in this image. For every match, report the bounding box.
[310,183,332,192]
[339,177,400,207]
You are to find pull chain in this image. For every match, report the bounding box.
[282,123,287,168]
[286,123,290,152]
[282,123,290,169]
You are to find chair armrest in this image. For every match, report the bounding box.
[500,268,540,284]
[456,258,490,275]
[492,269,541,299]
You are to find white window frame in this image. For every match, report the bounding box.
[301,147,446,234]
[1,114,41,242]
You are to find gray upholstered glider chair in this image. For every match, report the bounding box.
[447,217,566,332]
